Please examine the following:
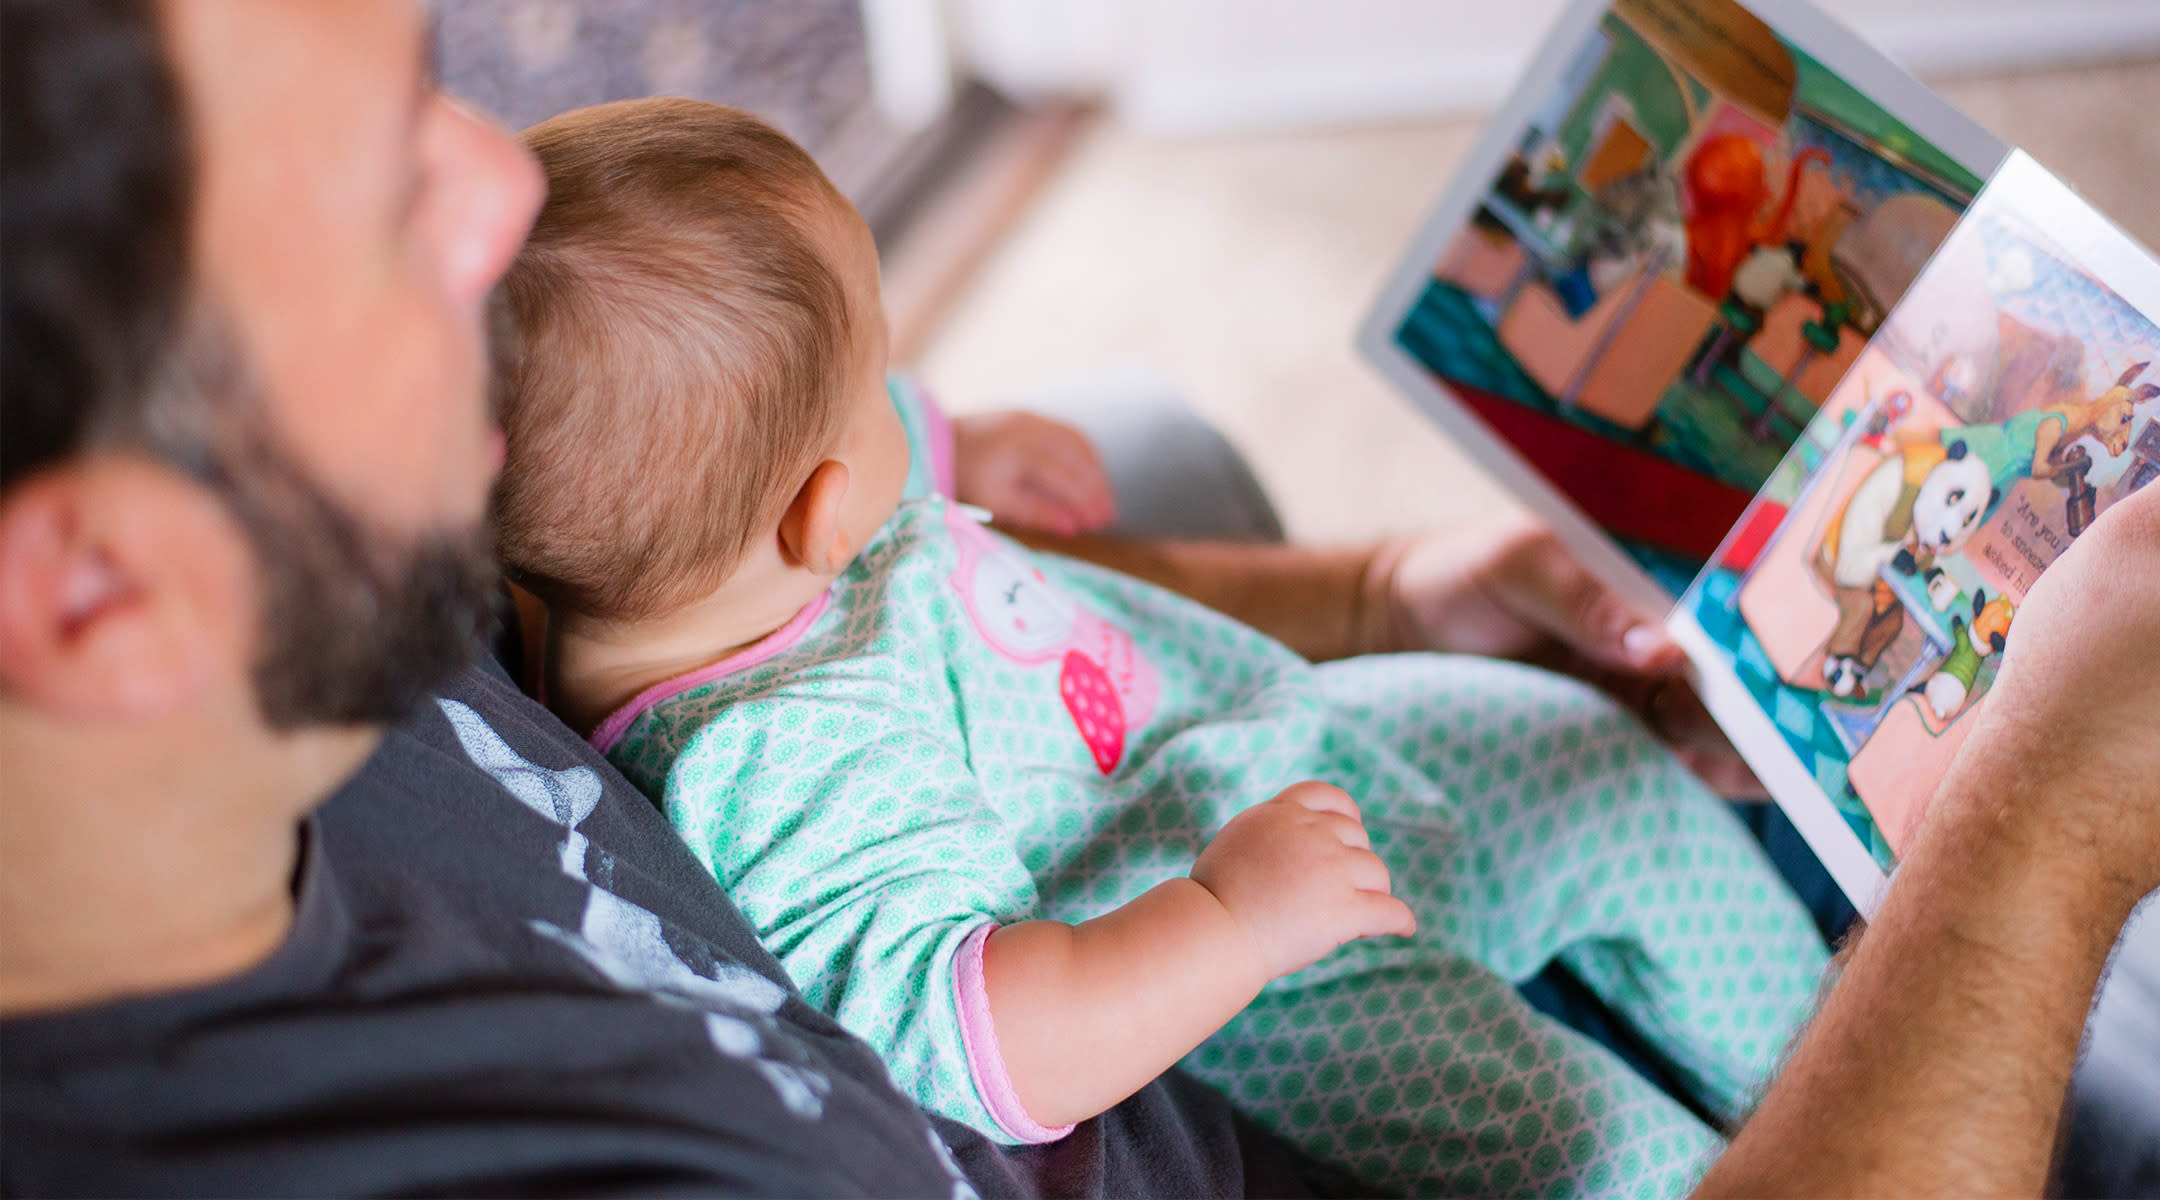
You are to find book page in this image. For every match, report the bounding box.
[1671,151,2160,910]
[1359,0,2004,615]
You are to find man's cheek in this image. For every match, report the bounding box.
[341,316,493,532]
[396,300,493,487]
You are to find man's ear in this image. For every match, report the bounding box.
[0,459,253,721]
[775,460,856,577]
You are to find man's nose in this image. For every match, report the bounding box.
[441,100,545,304]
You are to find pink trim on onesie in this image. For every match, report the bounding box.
[586,592,831,754]
[953,922,1074,1144]
[915,381,958,497]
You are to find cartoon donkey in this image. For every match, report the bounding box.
[1914,589,2015,722]
[2029,360,2156,482]
[1918,361,2157,487]
[1910,360,2155,536]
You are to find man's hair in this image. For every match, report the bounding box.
[2,0,192,489]
[2,0,501,727]
[497,98,857,622]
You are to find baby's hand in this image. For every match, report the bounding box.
[1190,782,1416,979]
[951,411,1116,537]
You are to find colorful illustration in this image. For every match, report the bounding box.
[1390,0,1985,587]
[1680,159,2160,872]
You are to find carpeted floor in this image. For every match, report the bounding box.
[911,58,2160,547]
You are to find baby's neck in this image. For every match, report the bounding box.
[545,582,824,738]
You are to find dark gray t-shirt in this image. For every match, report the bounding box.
[1,660,1310,1197]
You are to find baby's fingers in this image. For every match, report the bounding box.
[1022,459,1114,533]
[1346,889,1418,939]
[1338,844,1392,895]
[1029,430,1117,525]
[989,487,1082,537]
[1014,479,1096,537]
[1278,781,1362,822]
[1057,446,1119,529]
[1316,810,1373,851]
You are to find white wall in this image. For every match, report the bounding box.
[923,0,2160,135]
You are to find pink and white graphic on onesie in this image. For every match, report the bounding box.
[943,505,1158,774]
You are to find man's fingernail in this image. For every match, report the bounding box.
[1622,625,1665,660]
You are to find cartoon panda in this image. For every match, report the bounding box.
[1815,439,1997,699]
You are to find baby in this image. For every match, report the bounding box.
[496,99,1829,1197]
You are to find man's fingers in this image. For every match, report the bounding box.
[1641,682,1766,795]
[1586,675,1765,796]
[1641,678,1722,747]
[1677,747,1767,799]
[1494,533,1683,675]
[1561,583,1684,675]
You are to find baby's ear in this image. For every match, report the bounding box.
[777,460,855,576]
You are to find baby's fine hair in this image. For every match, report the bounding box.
[497,98,856,620]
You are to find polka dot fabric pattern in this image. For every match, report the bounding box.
[1186,960,1721,1199]
[612,498,1829,1192]
[1183,656,1828,1195]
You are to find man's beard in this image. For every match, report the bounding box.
[144,309,503,730]
[230,433,500,730]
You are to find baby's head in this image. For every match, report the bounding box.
[496,99,906,630]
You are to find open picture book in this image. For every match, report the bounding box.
[1358,0,2160,912]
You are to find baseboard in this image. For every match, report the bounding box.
[879,100,1096,365]
[1113,4,2160,135]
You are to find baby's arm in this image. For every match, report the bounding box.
[985,781,1415,1129]
[661,674,1406,1141]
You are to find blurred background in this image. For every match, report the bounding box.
[438,0,2160,544]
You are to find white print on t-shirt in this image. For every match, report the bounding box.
[924,1125,986,1200]
[437,696,603,879]
[434,698,835,1121]
[530,887,830,1119]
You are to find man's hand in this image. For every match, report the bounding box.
[1375,516,1761,795]
[1942,482,2160,904]
[951,411,1117,537]
[1190,782,1416,978]
[1698,486,2160,1198]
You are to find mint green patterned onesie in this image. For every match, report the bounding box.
[596,381,1828,1197]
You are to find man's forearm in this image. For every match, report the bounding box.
[1697,753,2138,1195]
[1003,529,1394,662]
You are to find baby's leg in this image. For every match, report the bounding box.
[1185,955,1721,1197]
[1315,654,1830,1123]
